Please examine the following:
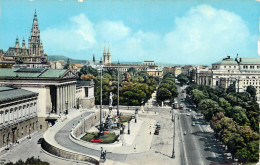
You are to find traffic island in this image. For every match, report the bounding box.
[81,132,119,144]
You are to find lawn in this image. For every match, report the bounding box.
[119,115,132,123]
[81,132,119,143]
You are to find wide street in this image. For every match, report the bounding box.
[0,85,231,165]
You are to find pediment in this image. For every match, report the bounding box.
[61,70,77,79]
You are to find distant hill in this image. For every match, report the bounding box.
[48,55,178,67]
[48,55,87,64]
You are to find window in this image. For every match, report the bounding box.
[234,66,236,68]
[250,66,254,69]
[229,66,231,68]
[224,66,226,68]
[84,87,88,97]
[257,66,260,69]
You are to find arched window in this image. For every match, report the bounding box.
[33,45,36,55]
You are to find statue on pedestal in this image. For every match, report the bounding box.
[109,92,114,107]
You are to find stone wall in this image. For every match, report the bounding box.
[82,97,95,109]
[73,111,100,138]
[41,139,99,165]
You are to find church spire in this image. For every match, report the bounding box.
[93,54,95,63]
[15,36,20,48]
[22,37,26,49]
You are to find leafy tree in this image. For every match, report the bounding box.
[198,99,222,121]
[226,83,236,93]
[156,87,172,103]
[177,73,189,85]
[191,89,207,105]
[79,66,98,77]
[246,85,256,99]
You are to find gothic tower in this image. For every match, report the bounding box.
[103,46,107,64]
[15,36,20,49]
[28,10,42,56]
[21,38,27,55]
[107,46,111,64]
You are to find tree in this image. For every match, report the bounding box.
[226,83,236,93]
[191,89,207,105]
[177,74,189,85]
[198,99,222,121]
[246,85,256,99]
[156,87,172,103]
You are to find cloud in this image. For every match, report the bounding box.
[96,21,130,41]
[41,5,255,64]
[109,5,255,64]
[163,5,253,64]
[41,13,96,55]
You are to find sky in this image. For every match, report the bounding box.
[0,0,260,65]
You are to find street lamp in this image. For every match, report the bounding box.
[99,60,103,135]
[172,113,178,158]
[117,66,120,117]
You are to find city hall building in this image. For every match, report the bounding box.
[0,10,50,68]
[0,68,77,131]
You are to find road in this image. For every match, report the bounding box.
[54,111,128,163]
[176,85,227,165]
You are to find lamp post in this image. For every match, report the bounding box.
[99,60,103,135]
[172,112,178,158]
[117,66,120,117]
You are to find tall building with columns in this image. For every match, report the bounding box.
[0,10,50,68]
[0,68,77,130]
[195,55,260,102]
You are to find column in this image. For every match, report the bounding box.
[9,109,12,121]
[61,86,64,112]
[73,84,76,107]
[6,110,9,122]
[57,86,60,114]
[0,111,3,124]
[67,84,71,109]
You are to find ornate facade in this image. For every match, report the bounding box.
[0,87,38,149]
[0,68,77,131]
[0,10,50,68]
[195,55,260,101]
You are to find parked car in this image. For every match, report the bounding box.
[156,125,161,130]
[192,122,196,126]
[186,113,190,116]
[184,131,186,135]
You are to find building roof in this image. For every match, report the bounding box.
[212,59,238,65]
[238,57,260,64]
[76,80,95,87]
[0,87,38,103]
[0,68,68,79]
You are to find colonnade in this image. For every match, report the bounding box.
[56,83,76,114]
[0,102,37,124]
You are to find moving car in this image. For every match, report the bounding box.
[192,122,196,126]
[154,129,159,135]
[186,113,190,116]
[184,131,186,135]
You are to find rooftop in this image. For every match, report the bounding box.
[0,87,38,103]
[0,68,69,79]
